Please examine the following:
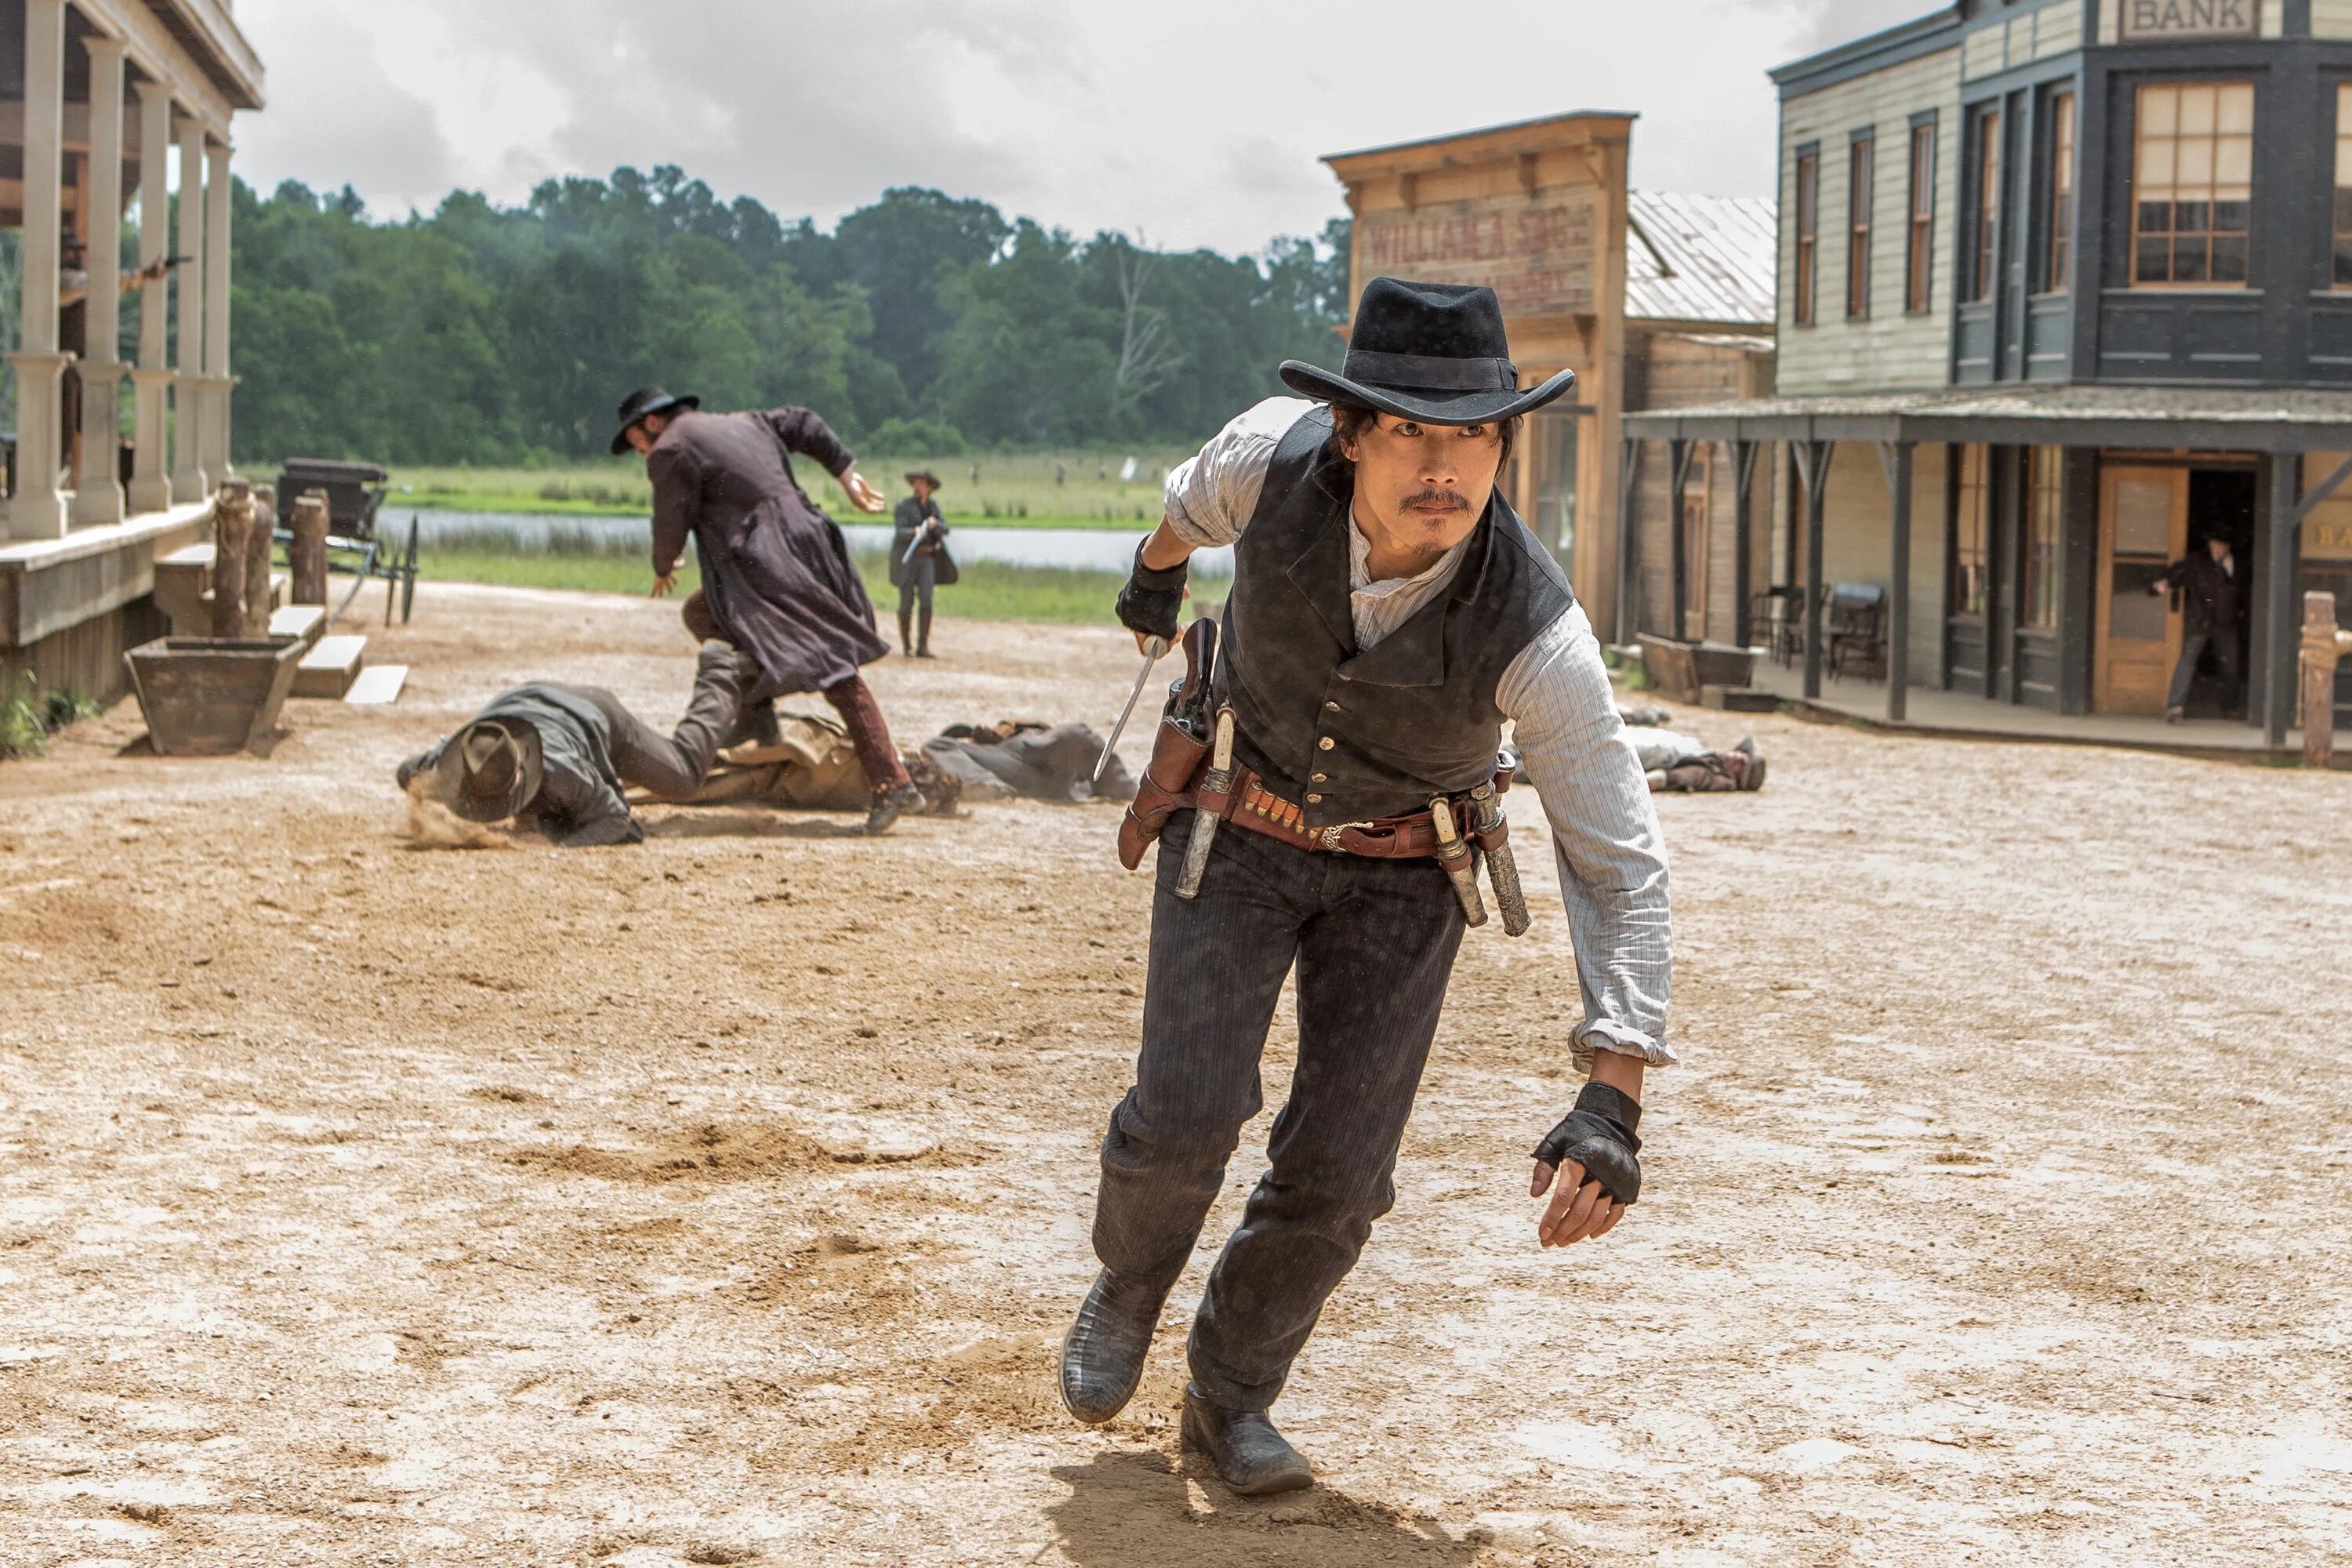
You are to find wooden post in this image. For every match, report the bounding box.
[290,489,330,605]
[1883,441,1914,723]
[1668,438,1693,644]
[1801,441,1833,701]
[242,484,274,637]
[209,481,249,640]
[2303,591,2352,769]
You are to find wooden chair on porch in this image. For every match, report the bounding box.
[1824,583,1887,682]
[1751,585,1804,667]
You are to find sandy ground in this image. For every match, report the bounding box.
[1,581,2349,1567]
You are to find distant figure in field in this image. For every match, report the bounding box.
[2150,533,2242,723]
[612,386,924,836]
[890,468,957,659]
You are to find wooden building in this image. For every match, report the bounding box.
[1324,115,1776,643]
[1628,0,2352,743]
[0,0,263,702]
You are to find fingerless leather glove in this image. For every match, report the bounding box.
[1116,541,1187,642]
[1532,1080,1643,1206]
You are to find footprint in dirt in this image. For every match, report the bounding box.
[1047,1449,1479,1566]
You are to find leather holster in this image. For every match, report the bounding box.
[1116,717,1210,870]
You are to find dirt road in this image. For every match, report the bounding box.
[2,583,2347,1566]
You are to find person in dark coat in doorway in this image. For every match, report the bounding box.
[2151,534,2243,722]
[613,387,925,835]
[890,469,957,658]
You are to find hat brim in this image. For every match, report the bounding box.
[1277,361,1577,426]
[610,394,701,455]
[429,719,544,823]
[904,471,942,488]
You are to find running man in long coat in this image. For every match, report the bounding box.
[612,387,924,836]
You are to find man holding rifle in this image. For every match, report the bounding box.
[1061,279,1674,1494]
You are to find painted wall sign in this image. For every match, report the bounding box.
[1356,187,1597,317]
[2310,515,2352,561]
[2120,0,2259,40]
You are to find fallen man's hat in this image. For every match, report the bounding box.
[430,717,545,822]
[610,386,700,454]
[1279,277,1577,426]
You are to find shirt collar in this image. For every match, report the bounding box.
[1348,515,1471,600]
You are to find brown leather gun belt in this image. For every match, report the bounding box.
[1187,765,1508,860]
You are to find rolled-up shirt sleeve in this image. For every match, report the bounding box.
[1497,602,1675,1069]
[1161,396,1315,549]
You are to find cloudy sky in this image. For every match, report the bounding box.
[231,0,1934,254]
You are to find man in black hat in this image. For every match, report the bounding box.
[890,469,957,658]
[396,643,752,847]
[1060,278,1673,1494]
[612,387,925,835]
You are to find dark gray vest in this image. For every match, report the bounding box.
[1219,407,1575,827]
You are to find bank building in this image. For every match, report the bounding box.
[1608,0,2352,752]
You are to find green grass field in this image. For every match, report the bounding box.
[415,546,1222,627]
[390,449,1189,532]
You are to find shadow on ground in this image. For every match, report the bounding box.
[1049,1450,1478,1568]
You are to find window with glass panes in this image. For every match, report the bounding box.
[1906,122,1935,312]
[2046,92,2075,292]
[2333,84,2352,286]
[2025,448,2063,630]
[2132,82,2252,286]
[1795,147,1819,325]
[1968,109,2000,303]
[1847,134,1875,318]
[1955,445,1991,618]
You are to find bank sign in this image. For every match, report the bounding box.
[2122,0,2259,39]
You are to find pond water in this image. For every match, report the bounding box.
[396,510,1233,576]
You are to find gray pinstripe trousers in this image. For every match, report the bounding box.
[1091,815,1467,1412]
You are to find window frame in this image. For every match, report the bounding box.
[2024,447,2063,632]
[2045,89,2075,296]
[1793,142,1820,327]
[2129,79,2255,291]
[2332,82,2352,290]
[1847,129,1876,321]
[1966,104,2002,306]
[1953,444,1992,622]
[1905,113,1937,315]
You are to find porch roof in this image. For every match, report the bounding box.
[1622,384,2352,452]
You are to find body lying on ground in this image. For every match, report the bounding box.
[395,644,747,847]
[922,720,1138,804]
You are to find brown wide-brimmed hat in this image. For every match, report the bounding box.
[610,386,700,455]
[428,717,544,823]
[904,469,944,489]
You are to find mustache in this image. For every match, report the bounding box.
[1401,488,1472,512]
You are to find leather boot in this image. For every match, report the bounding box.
[861,781,923,837]
[1058,1268,1171,1425]
[898,609,914,655]
[1733,736,1767,791]
[916,604,935,659]
[1181,1385,1313,1496]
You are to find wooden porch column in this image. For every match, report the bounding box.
[2303,593,2352,768]
[1880,441,1915,722]
[2263,451,2299,746]
[1731,440,1759,648]
[7,0,73,540]
[73,33,129,528]
[1799,440,1834,700]
[171,113,209,504]
[129,79,177,515]
[1668,438,1693,642]
[201,139,235,480]
[1616,437,1642,644]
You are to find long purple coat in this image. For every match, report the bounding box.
[648,408,888,700]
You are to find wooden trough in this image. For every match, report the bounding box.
[123,637,306,756]
[1637,634,1758,705]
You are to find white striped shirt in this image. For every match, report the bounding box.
[1163,397,1674,1069]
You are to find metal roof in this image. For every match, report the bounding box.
[1624,383,2352,452]
[1625,191,1777,331]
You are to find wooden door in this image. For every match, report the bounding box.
[2094,466,2187,713]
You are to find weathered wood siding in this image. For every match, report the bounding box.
[1628,333,1772,643]
[2315,0,2352,35]
[1802,440,1949,688]
[1,597,167,706]
[1779,45,1964,395]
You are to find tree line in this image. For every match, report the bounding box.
[227,168,1352,466]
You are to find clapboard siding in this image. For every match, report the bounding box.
[1779,46,1964,395]
[2316,0,2352,35]
[1965,2,2084,77]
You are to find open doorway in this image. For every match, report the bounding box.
[2180,469,2254,720]
[2093,459,2254,717]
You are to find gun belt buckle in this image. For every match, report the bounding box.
[1317,821,1374,852]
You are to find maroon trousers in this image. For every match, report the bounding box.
[684,589,909,794]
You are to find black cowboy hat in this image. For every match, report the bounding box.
[610,386,700,455]
[904,468,944,489]
[1279,278,1576,426]
[428,717,544,823]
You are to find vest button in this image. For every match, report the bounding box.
[1324,700,1341,713]
[1310,771,1327,782]
[1306,793,1323,804]
[1336,672,1352,681]
[1317,736,1335,751]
